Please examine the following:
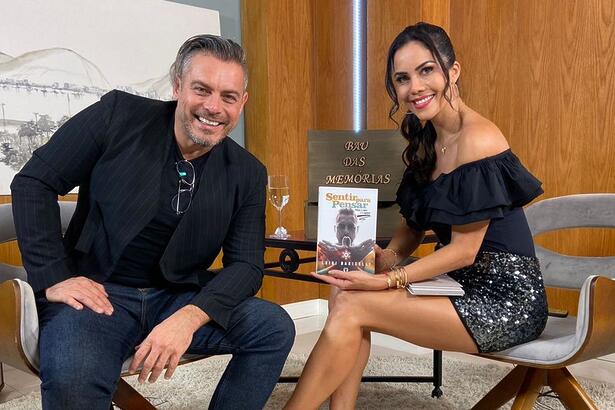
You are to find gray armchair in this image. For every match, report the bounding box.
[472,194,615,409]
[0,202,207,409]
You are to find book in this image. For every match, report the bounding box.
[406,274,465,296]
[315,186,378,275]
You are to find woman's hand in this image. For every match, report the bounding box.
[374,244,400,273]
[311,269,388,291]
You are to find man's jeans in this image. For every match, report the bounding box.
[36,283,295,410]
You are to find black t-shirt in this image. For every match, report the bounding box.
[109,133,210,288]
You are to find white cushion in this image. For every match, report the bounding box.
[16,279,40,371]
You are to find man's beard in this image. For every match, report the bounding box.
[182,117,224,148]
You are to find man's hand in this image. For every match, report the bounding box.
[129,305,209,383]
[312,269,388,291]
[45,276,113,315]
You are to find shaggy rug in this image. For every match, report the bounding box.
[2,353,614,409]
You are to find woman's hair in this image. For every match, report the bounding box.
[385,22,457,188]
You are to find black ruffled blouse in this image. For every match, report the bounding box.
[395,149,543,257]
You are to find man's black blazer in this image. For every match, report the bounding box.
[11,90,267,329]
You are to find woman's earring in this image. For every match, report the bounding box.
[446,84,458,100]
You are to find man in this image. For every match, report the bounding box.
[11,35,295,410]
[334,208,359,247]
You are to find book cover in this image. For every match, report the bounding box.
[406,274,465,296]
[315,186,378,275]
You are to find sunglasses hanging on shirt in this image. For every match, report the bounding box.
[171,159,195,214]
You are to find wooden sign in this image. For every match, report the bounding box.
[304,129,409,239]
[307,130,407,202]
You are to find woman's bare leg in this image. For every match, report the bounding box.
[284,289,477,410]
[326,286,371,410]
[329,330,370,410]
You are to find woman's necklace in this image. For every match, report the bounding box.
[436,108,463,155]
[438,136,457,155]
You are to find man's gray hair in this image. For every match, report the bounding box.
[170,34,248,90]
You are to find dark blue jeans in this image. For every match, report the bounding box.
[36,283,295,410]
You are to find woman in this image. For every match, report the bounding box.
[284,22,548,409]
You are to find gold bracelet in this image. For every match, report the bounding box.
[382,248,400,269]
[395,267,405,289]
[385,273,393,289]
[394,266,408,289]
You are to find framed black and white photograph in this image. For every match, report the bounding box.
[0,0,220,193]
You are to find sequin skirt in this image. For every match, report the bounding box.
[448,251,548,353]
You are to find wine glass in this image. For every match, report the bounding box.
[268,175,290,239]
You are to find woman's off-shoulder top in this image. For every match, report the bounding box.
[396,149,543,257]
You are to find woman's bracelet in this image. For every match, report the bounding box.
[382,247,400,269]
[396,266,408,289]
[385,266,409,289]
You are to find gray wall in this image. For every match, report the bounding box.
[169,0,245,146]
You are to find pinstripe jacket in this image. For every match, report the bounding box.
[10,90,267,329]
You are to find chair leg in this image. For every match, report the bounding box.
[471,365,529,409]
[0,362,4,392]
[548,367,598,410]
[112,378,156,410]
[510,367,546,410]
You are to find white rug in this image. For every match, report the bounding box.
[2,353,614,409]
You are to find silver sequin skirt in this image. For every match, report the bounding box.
[448,251,548,353]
